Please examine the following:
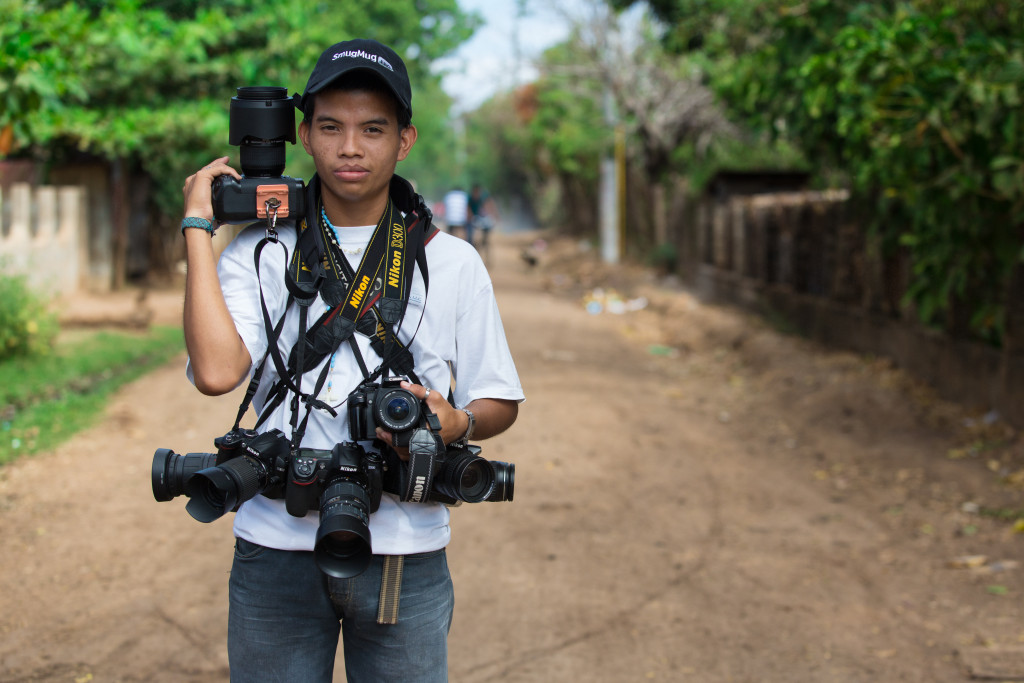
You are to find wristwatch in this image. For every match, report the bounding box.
[454,408,475,446]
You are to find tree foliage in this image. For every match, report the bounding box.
[462,5,736,241]
[461,35,610,236]
[2,0,478,213]
[617,0,1024,343]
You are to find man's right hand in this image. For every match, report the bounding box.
[182,156,241,223]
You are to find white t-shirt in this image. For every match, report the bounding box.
[443,190,468,226]
[187,218,524,555]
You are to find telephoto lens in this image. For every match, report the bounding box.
[314,479,373,578]
[151,449,217,502]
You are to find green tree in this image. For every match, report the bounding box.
[3,0,477,271]
[618,0,1024,343]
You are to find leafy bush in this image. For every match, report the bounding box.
[0,274,59,361]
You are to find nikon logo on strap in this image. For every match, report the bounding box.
[349,274,372,311]
[387,222,405,288]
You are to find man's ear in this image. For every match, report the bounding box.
[298,119,312,155]
[397,124,417,162]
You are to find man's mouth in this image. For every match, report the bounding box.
[335,166,370,181]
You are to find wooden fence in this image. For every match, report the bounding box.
[682,188,1024,427]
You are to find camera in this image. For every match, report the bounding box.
[285,443,384,578]
[386,429,516,505]
[151,429,385,578]
[211,86,306,223]
[151,428,290,523]
[348,379,423,447]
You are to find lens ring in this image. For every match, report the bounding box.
[374,388,421,432]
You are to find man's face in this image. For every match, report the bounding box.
[299,88,416,221]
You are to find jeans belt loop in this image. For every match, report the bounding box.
[377,555,405,625]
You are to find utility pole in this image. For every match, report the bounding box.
[600,87,621,264]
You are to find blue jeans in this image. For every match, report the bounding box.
[228,538,454,683]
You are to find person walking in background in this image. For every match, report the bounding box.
[443,186,469,243]
[468,182,498,253]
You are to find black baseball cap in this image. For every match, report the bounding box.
[300,39,412,119]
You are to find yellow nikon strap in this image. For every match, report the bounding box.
[249,174,436,431]
[312,196,406,345]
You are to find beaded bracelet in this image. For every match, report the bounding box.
[181,216,216,236]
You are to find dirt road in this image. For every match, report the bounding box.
[1,233,1023,682]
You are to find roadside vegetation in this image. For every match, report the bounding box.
[0,274,184,465]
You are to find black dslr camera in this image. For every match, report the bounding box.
[152,427,290,523]
[211,86,306,223]
[285,442,384,578]
[386,429,515,505]
[346,378,517,505]
[348,379,424,447]
[152,428,384,578]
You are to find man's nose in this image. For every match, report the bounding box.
[339,130,361,157]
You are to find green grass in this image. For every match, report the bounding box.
[0,325,185,465]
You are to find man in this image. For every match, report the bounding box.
[442,185,469,242]
[179,38,524,682]
[467,182,498,250]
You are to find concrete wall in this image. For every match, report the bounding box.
[0,183,88,297]
[682,189,1024,427]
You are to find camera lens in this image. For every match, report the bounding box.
[487,461,515,502]
[228,86,296,178]
[151,449,217,502]
[184,456,268,523]
[374,387,421,432]
[434,450,496,503]
[386,397,411,421]
[314,479,373,578]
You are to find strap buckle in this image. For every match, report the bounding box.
[264,197,281,242]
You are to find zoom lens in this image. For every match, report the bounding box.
[184,456,268,523]
[487,461,515,502]
[151,449,217,502]
[314,479,373,578]
[434,451,495,503]
[229,86,296,177]
[374,387,420,432]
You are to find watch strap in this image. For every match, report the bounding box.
[454,408,475,446]
[181,216,216,236]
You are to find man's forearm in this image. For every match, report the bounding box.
[183,231,251,395]
[464,398,519,441]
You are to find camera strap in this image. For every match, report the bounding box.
[245,175,439,442]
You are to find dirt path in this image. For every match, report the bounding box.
[1,233,1023,682]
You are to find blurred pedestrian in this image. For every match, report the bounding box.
[468,182,497,251]
[443,186,469,242]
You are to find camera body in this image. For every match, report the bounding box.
[212,175,306,224]
[211,86,306,224]
[384,430,515,505]
[348,379,423,447]
[152,382,516,577]
[284,442,385,578]
[183,428,291,523]
[285,442,384,517]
